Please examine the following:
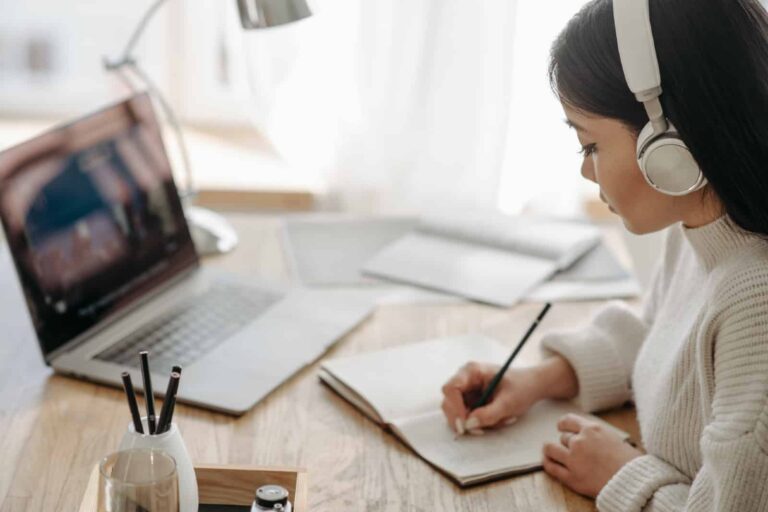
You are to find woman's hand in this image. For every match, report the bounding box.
[441,362,545,434]
[542,413,643,498]
[441,355,580,435]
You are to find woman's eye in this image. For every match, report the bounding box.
[578,143,597,157]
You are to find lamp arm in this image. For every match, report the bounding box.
[106,0,171,69]
[128,63,196,201]
[103,0,196,201]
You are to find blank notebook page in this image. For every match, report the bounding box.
[393,401,585,482]
[321,335,509,422]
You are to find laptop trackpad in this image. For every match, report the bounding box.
[179,289,376,414]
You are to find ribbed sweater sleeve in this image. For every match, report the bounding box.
[539,301,648,412]
[597,268,768,511]
[539,238,667,413]
[597,436,768,511]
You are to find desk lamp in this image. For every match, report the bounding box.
[104,0,312,255]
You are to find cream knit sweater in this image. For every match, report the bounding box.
[540,216,768,511]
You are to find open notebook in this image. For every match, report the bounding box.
[361,212,601,307]
[319,334,628,486]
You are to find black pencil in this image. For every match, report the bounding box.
[160,365,181,434]
[155,371,181,434]
[120,372,144,434]
[165,366,182,433]
[473,303,552,410]
[139,351,156,434]
[162,397,176,434]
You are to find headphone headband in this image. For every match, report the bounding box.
[611,0,707,196]
[613,0,662,100]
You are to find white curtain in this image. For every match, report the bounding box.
[497,0,593,217]
[240,0,519,214]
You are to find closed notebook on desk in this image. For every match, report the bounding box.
[361,212,601,307]
[319,335,628,486]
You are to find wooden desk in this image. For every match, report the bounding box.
[0,213,640,512]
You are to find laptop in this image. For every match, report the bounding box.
[0,93,376,414]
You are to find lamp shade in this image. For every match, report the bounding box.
[236,0,312,30]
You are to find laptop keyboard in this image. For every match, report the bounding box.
[96,282,281,373]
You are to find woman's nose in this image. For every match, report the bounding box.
[581,161,597,183]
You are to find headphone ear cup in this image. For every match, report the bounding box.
[636,122,707,196]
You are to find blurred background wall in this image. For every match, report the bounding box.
[0,0,605,218]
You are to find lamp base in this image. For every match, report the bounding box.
[184,205,239,256]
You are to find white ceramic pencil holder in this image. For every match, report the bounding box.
[119,417,198,512]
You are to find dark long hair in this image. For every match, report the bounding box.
[549,0,768,236]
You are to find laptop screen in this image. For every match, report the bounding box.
[0,94,199,358]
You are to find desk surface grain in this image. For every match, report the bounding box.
[0,213,640,512]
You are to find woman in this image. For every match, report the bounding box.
[441,0,768,509]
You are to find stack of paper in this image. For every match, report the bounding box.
[282,212,639,306]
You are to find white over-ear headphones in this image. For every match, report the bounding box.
[613,0,707,196]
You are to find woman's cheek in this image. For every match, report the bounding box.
[594,157,625,213]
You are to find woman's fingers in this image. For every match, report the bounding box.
[543,442,570,466]
[444,362,487,392]
[557,413,587,433]
[441,386,468,431]
[542,455,571,484]
[489,415,519,429]
[441,362,494,432]
[465,394,513,429]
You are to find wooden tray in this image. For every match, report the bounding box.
[78,463,308,511]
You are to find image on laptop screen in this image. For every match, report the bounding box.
[0,94,198,358]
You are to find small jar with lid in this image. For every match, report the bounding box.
[251,484,292,512]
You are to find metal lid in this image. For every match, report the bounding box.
[255,485,289,507]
